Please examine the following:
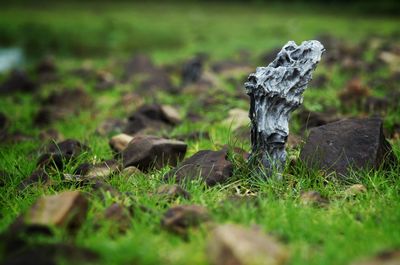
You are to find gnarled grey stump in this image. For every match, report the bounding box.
[245,40,324,176]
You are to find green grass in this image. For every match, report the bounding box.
[1,2,400,265]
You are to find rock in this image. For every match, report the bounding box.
[207,224,289,265]
[73,160,120,181]
[37,139,90,170]
[123,104,181,135]
[223,108,249,130]
[121,166,142,176]
[23,191,88,231]
[96,118,126,136]
[34,88,93,126]
[181,56,204,85]
[155,184,191,201]
[18,169,50,190]
[0,69,36,93]
[300,118,396,178]
[161,205,209,235]
[109,133,134,153]
[351,249,400,265]
[2,243,98,265]
[38,128,63,142]
[164,148,233,186]
[91,180,123,200]
[122,135,187,171]
[344,184,367,196]
[102,203,132,233]
[36,56,58,83]
[299,191,329,207]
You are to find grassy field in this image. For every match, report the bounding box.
[0,2,400,265]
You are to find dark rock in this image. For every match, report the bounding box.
[137,73,175,95]
[36,56,58,83]
[122,135,187,171]
[34,88,93,126]
[37,139,90,170]
[0,69,36,94]
[123,104,181,135]
[164,148,233,186]
[18,169,50,190]
[155,184,191,201]
[181,56,203,85]
[300,118,396,177]
[161,205,209,236]
[2,243,98,265]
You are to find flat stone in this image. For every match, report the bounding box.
[161,205,209,235]
[109,133,134,153]
[122,166,142,176]
[300,118,396,178]
[74,159,120,181]
[155,184,191,201]
[24,191,88,231]
[299,191,329,207]
[207,224,289,265]
[164,148,233,186]
[122,135,187,171]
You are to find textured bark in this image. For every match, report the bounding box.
[245,40,324,176]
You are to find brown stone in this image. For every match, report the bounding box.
[164,148,233,186]
[122,135,187,171]
[24,191,88,231]
[207,224,289,265]
[161,205,209,235]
